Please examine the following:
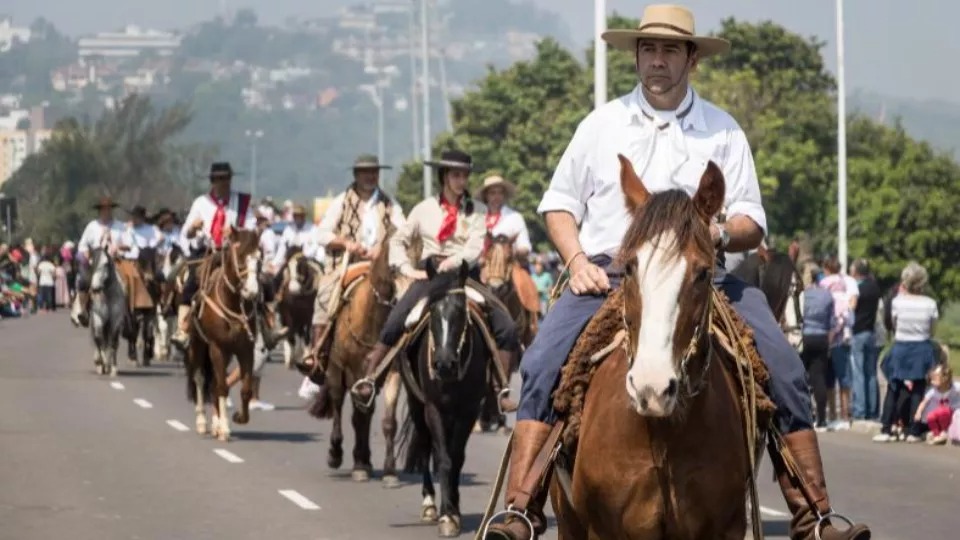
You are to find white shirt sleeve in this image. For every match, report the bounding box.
[240,195,257,231]
[721,127,768,234]
[537,116,597,223]
[179,198,203,251]
[512,211,533,253]
[316,193,346,246]
[273,228,291,269]
[78,221,98,257]
[123,225,140,259]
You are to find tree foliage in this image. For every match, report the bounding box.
[3,94,214,244]
[395,16,960,301]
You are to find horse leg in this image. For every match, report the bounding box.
[127,313,139,364]
[350,405,373,482]
[423,405,461,537]
[328,368,345,469]
[141,311,154,366]
[155,307,169,361]
[381,369,401,488]
[282,335,294,370]
[192,363,208,435]
[209,347,231,442]
[232,351,254,425]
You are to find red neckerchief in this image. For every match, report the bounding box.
[209,190,228,248]
[483,210,501,253]
[436,196,462,244]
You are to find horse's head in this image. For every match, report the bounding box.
[225,229,262,300]
[424,258,472,382]
[89,246,115,292]
[484,233,517,291]
[137,247,159,282]
[161,244,183,281]
[283,245,307,294]
[616,154,725,417]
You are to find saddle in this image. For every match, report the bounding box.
[115,259,154,311]
[511,266,541,315]
[342,261,371,289]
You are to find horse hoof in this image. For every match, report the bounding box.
[196,420,207,435]
[421,505,438,522]
[351,469,370,482]
[382,474,400,489]
[217,431,230,442]
[109,367,118,377]
[232,411,249,425]
[327,454,343,470]
[437,515,461,537]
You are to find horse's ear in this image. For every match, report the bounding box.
[618,154,649,213]
[425,258,437,280]
[757,244,772,263]
[458,260,469,286]
[692,161,725,222]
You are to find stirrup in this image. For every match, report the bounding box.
[497,388,513,416]
[480,506,534,539]
[815,511,856,540]
[350,378,377,410]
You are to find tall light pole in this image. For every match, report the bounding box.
[244,129,263,200]
[594,0,607,110]
[836,0,848,271]
[407,2,421,162]
[420,0,432,198]
[360,83,385,166]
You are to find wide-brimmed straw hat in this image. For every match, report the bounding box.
[92,196,119,210]
[601,4,730,57]
[474,175,516,202]
[351,154,392,170]
[292,204,307,216]
[425,149,473,171]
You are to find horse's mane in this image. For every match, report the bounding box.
[615,189,713,267]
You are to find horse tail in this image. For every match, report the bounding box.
[397,405,431,474]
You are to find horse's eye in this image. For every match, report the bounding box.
[624,264,634,277]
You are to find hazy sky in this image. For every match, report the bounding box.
[4,1,956,103]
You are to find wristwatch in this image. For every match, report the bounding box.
[716,224,730,249]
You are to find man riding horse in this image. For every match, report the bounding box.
[170,162,288,350]
[71,197,129,328]
[350,150,520,413]
[297,154,405,376]
[118,205,162,362]
[272,203,324,287]
[485,5,870,540]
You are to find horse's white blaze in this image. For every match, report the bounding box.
[626,231,686,416]
[241,254,259,299]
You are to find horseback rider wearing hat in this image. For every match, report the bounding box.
[120,206,162,262]
[476,175,532,258]
[70,196,128,328]
[151,208,181,256]
[272,203,323,274]
[170,162,288,350]
[350,150,520,412]
[296,154,405,375]
[484,5,870,540]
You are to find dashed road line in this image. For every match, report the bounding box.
[213,449,244,464]
[759,505,789,517]
[278,489,321,510]
[109,381,125,390]
[133,398,153,409]
[166,419,190,432]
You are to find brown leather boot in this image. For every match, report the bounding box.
[350,342,391,409]
[484,420,553,540]
[261,304,289,350]
[495,349,519,413]
[170,305,192,350]
[296,324,328,383]
[775,430,871,540]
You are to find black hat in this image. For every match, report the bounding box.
[128,205,148,219]
[424,150,473,171]
[205,162,242,180]
[92,196,119,210]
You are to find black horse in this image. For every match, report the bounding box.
[730,246,803,330]
[397,260,490,538]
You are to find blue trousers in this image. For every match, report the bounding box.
[517,263,813,434]
[850,331,880,420]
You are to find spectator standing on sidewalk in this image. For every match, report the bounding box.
[850,259,882,420]
[820,257,854,429]
[800,264,835,431]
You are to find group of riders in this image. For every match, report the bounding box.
[63,4,872,539]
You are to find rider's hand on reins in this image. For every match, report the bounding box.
[569,259,610,296]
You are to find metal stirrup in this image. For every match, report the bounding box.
[496,388,512,416]
[480,506,534,540]
[351,378,377,410]
[815,511,856,540]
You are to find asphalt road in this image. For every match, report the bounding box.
[1,312,957,539]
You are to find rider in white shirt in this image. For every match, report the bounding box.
[273,204,324,270]
[71,196,128,327]
[475,175,532,257]
[257,213,280,272]
[121,206,162,260]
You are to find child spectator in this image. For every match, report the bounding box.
[915,364,960,445]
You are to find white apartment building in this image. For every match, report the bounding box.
[0,129,53,188]
[78,25,181,58]
[0,16,31,52]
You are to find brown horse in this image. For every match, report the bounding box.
[548,155,765,539]
[185,229,262,442]
[276,246,321,369]
[306,236,402,484]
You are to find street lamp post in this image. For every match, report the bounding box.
[244,129,263,200]
[594,0,607,110]
[836,0,848,271]
[360,83,385,166]
[420,0,432,198]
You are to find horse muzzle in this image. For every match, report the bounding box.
[626,371,679,417]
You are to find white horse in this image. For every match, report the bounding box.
[88,239,128,376]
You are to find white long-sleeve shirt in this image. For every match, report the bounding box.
[179,191,256,253]
[316,189,406,249]
[273,223,324,268]
[260,228,279,270]
[485,205,532,253]
[78,219,127,259]
[122,223,162,260]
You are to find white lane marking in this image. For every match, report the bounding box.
[760,505,789,517]
[166,419,190,432]
[213,449,244,464]
[110,382,125,390]
[278,489,321,510]
[133,398,153,409]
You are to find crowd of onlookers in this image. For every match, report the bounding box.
[0,240,76,318]
[800,257,959,446]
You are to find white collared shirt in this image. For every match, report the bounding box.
[260,228,279,268]
[78,219,127,258]
[274,222,324,267]
[179,191,257,252]
[486,205,532,253]
[122,223,162,260]
[159,226,181,255]
[316,189,406,248]
[539,85,766,258]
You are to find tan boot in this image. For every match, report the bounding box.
[495,349,519,413]
[484,420,553,540]
[350,342,391,410]
[170,305,192,350]
[775,430,871,540]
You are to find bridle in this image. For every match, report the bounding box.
[426,287,474,382]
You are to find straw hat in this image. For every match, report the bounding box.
[474,175,516,202]
[292,204,307,216]
[601,4,730,57]
[351,154,392,170]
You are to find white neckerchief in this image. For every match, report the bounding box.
[359,190,381,249]
[626,87,696,182]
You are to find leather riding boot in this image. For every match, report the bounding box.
[170,305,192,351]
[775,430,871,540]
[71,291,90,327]
[296,324,329,384]
[261,304,289,350]
[484,420,553,540]
[351,342,391,405]
[495,349,519,413]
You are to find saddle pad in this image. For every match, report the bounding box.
[512,266,542,314]
[116,259,154,310]
[342,261,372,288]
